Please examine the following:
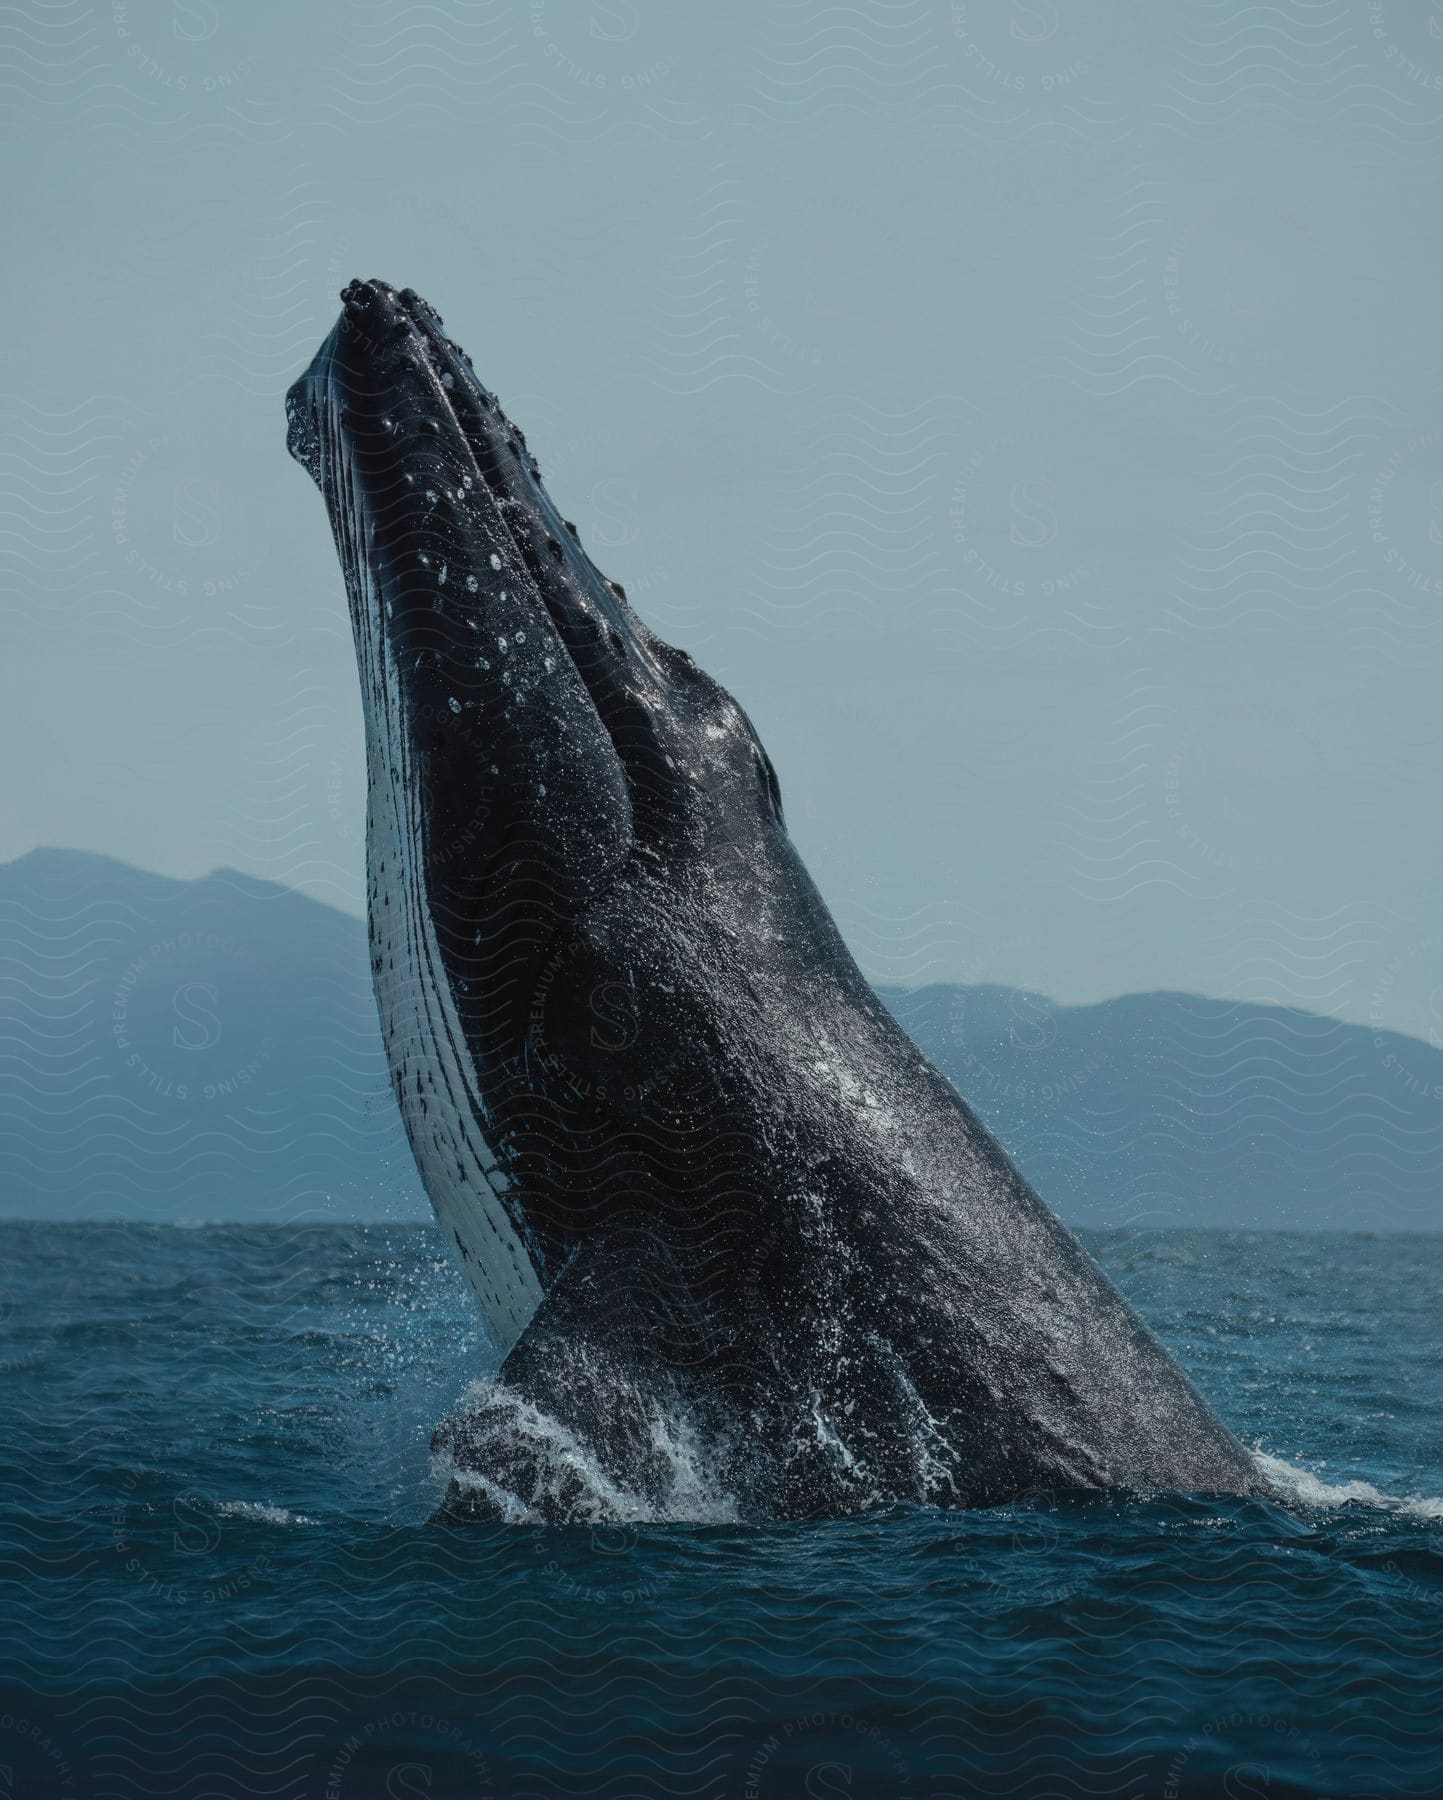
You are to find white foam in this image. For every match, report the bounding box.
[1254,1451,1443,1521]
[441,1377,742,1526]
[216,1500,315,1526]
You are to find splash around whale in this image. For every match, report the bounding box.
[285,279,1270,1523]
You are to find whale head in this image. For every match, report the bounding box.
[286,279,788,886]
[286,280,817,1308]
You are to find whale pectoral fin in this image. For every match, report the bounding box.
[430,1232,709,1525]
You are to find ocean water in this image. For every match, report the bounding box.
[2,1223,1440,1799]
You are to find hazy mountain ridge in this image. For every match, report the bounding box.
[0,850,411,1224]
[1,850,1438,1230]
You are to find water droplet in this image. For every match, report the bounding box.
[425,489,437,504]
[537,784,547,797]
[438,563,448,585]
[515,630,526,644]
[497,636,508,652]
[442,372,455,388]
[418,554,430,566]
[466,575,478,593]
[448,697,461,714]
[488,552,503,571]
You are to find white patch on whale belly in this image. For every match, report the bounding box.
[350,533,543,1352]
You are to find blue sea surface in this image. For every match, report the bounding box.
[2,1223,1440,1798]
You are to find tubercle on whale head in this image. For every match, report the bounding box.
[285,278,788,909]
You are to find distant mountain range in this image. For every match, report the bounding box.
[1,849,1439,1230]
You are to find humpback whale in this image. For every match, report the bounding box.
[286,279,1268,1522]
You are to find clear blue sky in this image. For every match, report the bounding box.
[3,2,1442,1039]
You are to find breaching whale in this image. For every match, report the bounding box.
[286,279,1268,1522]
